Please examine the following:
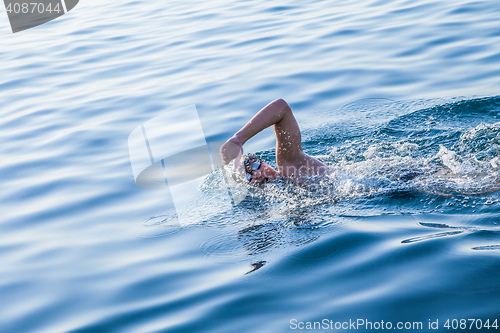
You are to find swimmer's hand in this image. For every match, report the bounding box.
[220,135,243,165]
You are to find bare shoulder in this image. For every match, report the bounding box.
[272,100,331,177]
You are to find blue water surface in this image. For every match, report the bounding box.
[1,0,500,332]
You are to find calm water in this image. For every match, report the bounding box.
[1,0,500,332]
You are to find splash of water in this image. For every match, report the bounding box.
[151,97,500,229]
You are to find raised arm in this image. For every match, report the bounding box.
[220,99,303,164]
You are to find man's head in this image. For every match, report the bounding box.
[242,154,279,185]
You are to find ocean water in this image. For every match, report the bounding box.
[1,0,500,332]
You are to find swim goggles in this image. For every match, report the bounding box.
[245,159,262,182]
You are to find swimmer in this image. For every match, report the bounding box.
[220,99,500,199]
[220,99,331,185]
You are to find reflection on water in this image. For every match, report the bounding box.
[3,0,500,329]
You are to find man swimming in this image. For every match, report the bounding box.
[220,99,331,185]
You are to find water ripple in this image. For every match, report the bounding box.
[2,0,500,331]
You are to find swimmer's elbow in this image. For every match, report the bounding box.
[272,98,292,114]
[274,98,290,108]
